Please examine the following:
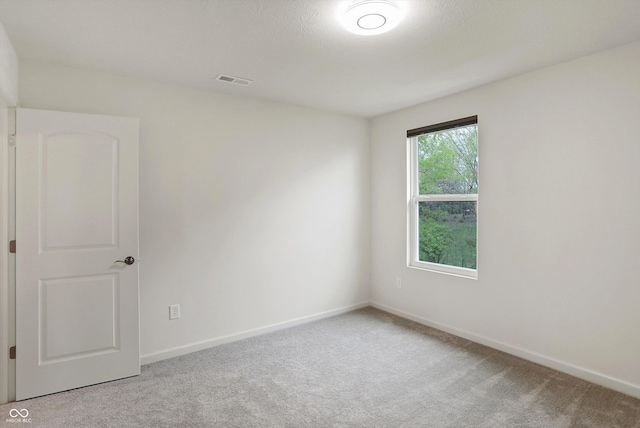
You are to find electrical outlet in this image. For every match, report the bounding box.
[396,277,402,288]
[169,304,180,320]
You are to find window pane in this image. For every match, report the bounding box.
[418,201,476,269]
[417,124,478,195]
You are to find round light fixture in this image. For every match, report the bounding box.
[341,0,402,36]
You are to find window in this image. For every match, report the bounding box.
[408,116,478,279]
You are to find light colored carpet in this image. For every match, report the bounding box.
[1,307,639,427]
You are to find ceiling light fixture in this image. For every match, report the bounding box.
[341,0,403,36]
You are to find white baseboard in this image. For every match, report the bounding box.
[370,301,640,399]
[140,301,370,366]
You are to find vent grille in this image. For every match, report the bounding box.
[216,74,253,86]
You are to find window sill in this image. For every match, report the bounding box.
[408,261,477,280]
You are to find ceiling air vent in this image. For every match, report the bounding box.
[215,74,253,86]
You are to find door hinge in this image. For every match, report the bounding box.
[9,240,16,253]
[9,346,16,360]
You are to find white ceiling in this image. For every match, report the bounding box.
[1,0,640,118]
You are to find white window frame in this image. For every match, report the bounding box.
[407,117,478,279]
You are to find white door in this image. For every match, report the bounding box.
[15,108,139,400]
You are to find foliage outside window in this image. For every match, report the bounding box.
[408,116,478,278]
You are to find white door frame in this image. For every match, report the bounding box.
[1,19,21,404]
[0,104,17,404]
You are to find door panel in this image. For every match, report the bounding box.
[16,108,139,400]
[42,132,118,250]
[41,274,119,361]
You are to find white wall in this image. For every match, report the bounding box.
[0,21,18,106]
[18,61,371,361]
[370,42,640,397]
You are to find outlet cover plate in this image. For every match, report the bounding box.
[169,304,180,320]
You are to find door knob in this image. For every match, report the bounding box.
[114,256,135,265]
